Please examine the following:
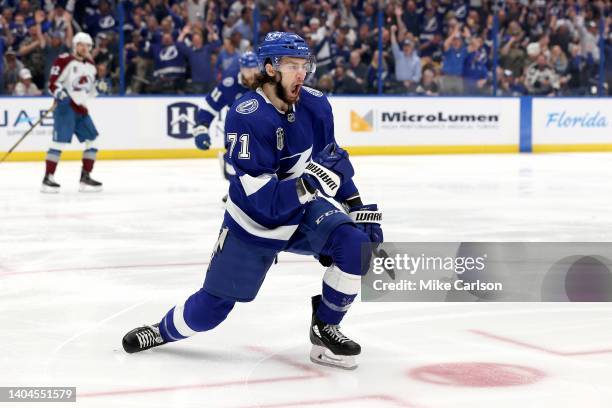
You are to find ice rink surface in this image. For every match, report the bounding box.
[2,153,612,408]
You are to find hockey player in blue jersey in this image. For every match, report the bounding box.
[122,32,383,370]
[191,51,259,152]
[192,51,259,201]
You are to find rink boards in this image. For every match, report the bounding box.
[0,95,611,161]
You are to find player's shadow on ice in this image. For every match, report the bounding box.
[152,347,259,363]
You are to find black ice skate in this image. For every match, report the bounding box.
[79,170,103,192]
[309,295,360,370]
[41,174,60,193]
[122,323,167,353]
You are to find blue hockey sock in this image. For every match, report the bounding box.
[159,288,235,342]
[315,224,371,325]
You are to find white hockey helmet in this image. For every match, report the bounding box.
[72,32,93,50]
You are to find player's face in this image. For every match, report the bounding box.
[240,67,259,88]
[75,43,90,59]
[274,57,308,104]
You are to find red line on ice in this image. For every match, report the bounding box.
[78,375,317,398]
[78,346,324,399]
[0,204,205,221]
[0,261,207,277]
[245,345,327,377]
[233,394,417,408]
[0,259,315,278]
[470,329,612,356]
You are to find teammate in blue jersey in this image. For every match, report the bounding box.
[122,32,383,370]
[192,51,258,201]
[192,51,258,151]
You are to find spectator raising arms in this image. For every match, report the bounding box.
[440,23,468,95]
[390,24,421,94]
[177,23,222,94]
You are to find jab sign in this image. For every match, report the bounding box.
[0,107,54,139]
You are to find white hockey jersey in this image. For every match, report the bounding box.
[48,53,97,114]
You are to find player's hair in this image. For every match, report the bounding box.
[250,59,277,90]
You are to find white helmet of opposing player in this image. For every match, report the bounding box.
[72,32,93,51]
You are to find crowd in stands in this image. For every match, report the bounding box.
[0,0,610,96]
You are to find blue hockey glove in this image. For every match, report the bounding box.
[192,125,211,150]
[302,143,355,197]
[349,204,383,243]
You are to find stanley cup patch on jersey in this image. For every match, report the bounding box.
[276,128,284,150]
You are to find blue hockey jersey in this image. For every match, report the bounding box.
[223,86,359,250]
[144,42,187,78]
[196,71,249,127]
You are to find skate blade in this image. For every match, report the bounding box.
[40,185,60,194]
[309,345,358,370]
[79,183,103,193]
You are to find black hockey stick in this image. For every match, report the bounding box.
[0,100,58,164]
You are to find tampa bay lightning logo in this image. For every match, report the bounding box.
[160,46,178,61]
[167,102,197,139]
[222,77,235,87]
[265,32,283,41]
[236,99,259,115]
[99,15,116,29]
[455,4,467,19]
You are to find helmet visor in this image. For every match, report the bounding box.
[272,56,317,75]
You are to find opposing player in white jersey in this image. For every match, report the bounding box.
[42,32,102,193]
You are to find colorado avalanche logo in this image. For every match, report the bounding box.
[72,75,94,92]
[236,99,258,115]
[160,46,178,61]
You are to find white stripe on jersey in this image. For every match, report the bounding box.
[154,66,187,77]
[225,196,299,241]
[239,173,276,196]
[201,98,219,116]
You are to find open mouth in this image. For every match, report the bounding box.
[291,84,302,96]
